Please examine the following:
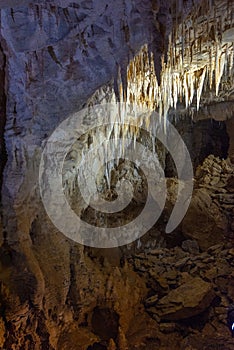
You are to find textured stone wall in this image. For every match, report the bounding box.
[0,0,171,237]
[0,41,6,200]
[0,1,233,349]
[0,2,174,349]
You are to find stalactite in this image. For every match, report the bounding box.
[114,0,234,123]
[229,44,234,75]
[68,0,234,189]
[196,67,206,110]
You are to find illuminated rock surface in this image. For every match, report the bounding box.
[0,0,234,349]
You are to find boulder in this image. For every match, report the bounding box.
[181,189,227,250]
[150,277,214,320]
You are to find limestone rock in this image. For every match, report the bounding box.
[0,318,5,349]
[159,322,177,333]
[108,339,117,350]
[117,327,128,350]
[181,240,200,255]
[0,0,234,348]
[144,294,159,307]
[182,188,227,250]
[151,277,214,320]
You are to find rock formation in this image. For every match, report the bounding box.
[0,0,233,349]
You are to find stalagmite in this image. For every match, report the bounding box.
[117,327,128,350]
[108,339,117,350]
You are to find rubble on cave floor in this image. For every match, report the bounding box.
[124,155,234,349]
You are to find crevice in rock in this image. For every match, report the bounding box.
[36,311,50,350]
[91,307,119,342]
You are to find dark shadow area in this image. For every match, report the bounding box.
[91,307,119,341]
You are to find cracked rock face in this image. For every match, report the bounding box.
[0,0,234,349]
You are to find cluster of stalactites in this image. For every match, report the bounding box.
[118,46,159,112]
[117,0,234,120]
[63,0,234,196]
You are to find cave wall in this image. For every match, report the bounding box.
[0,0,172,239]
[0,2,174,349]
[0,1,233,349]
[0,41,6,200]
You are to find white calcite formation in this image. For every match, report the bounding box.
[118,0,234,122]
[0,1,234,349]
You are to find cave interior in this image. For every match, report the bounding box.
[0,0,234,349]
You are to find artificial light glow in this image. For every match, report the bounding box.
[118,0,233,121]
